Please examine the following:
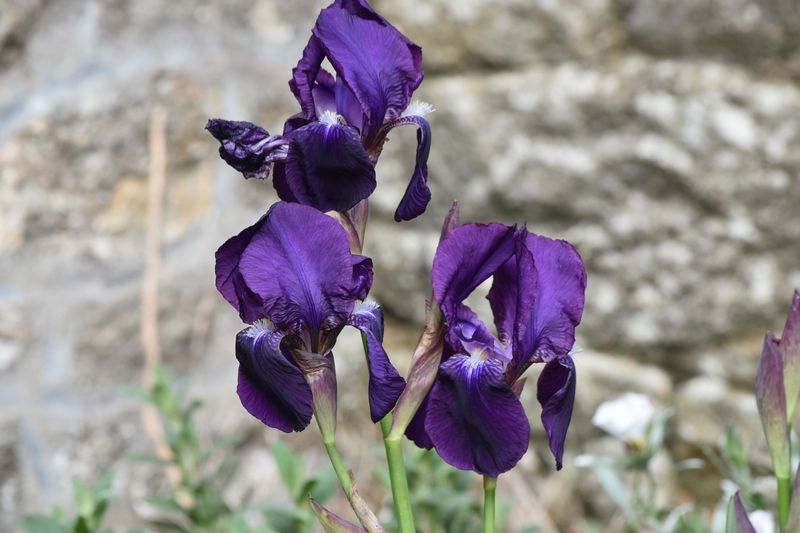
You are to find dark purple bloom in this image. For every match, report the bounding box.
[215,202,405,432]
[406,222,587,476]
[207,0,432,221]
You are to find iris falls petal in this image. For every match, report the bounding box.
[426,355,531,476]
[348,302,406,422]
[537,356,576,470]
[385,115,432,221]
[285,122,376,213]
[236,323,314,432]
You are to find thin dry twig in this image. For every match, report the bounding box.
[139,105,181,486]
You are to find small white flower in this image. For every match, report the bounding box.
[748,510,775,533]
[592,393,656,443]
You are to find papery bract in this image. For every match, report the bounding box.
[755,333,791,481]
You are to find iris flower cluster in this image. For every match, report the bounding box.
[208,0,588,526]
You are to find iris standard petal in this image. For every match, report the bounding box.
[385,115,431,222]
[312,2,423,141]
[214,214,268,323]
[425,355,531,476]
[350,255,374,301]
[514,234,587,373]
[284,122,377,213]
[206,119,286,179]
[312,69,337,118]
[238,202,356,334]
[432,223,518,325]
[289,35,326,121]
[348,302,406,422]
[537,356,576,470]
[487,234,537,350]
[236,323,314,432]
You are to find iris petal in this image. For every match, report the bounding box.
[236,324,314,432]
[238,202,356,334]
[312,2,423,141]
[487,236,537,350]
[289,35,326,121]
[404,392,434,449]
[537,356,576,470]
[348,302,406,422]
[214,214,268,323]
[284,122,376,213]
[350,255,374,301]
[387,115,431,222]
[432,223,518,328]
[516,234,587,371]
[206,119,285,179]
[425,355,530,476]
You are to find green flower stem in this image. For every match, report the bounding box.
[322,437,352,496]
[380,416,416,533]
[778,475,791,532]
[483,476,497,533]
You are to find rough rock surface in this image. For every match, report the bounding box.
[1,0,798,528]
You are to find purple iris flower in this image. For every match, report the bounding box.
[215,202,405,431]
[207,0,432,222]
[405,222,587,477]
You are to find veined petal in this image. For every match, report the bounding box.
[236,323,314,432]
[350,255,374,301]
[285,122,376,213]
[537,356,576,470]
[487,235,537,354]
[289,35,326,121]
[206,119,286,179]
[385,115,432,222]
[404,392,434,449]
[348,302,406,422]
[425,355,530,476]
[511,234,587,377]
[215,214,268,323]
[239,202,357,334]
[432,223,518,327]
[450,305,509,365]
[312,69,337,118]
[312,1,423,141]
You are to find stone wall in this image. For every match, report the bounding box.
[1,0,799,530]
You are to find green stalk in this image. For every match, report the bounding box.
[778,475,791,532]
[380,416,416,533]
[322,438,352,495]
[483,476,497,533]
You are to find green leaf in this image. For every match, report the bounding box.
[17,515,68,533]
[71,477,95,520]
[263,506,308,533]
[308,469,338,504]
[270,441,302,497]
